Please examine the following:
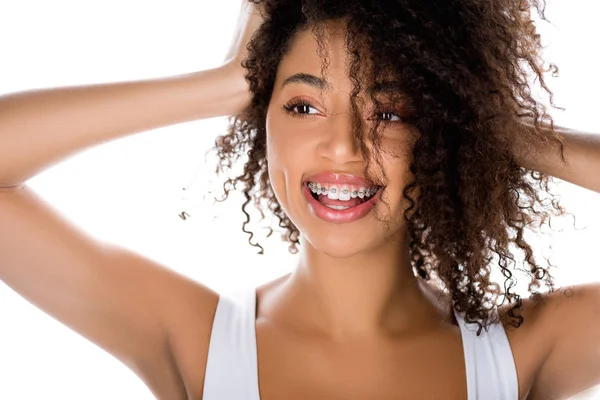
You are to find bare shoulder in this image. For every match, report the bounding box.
[158,273,220,399]
[526,283,600,399]
[498,283,600,399]
[75,245,221,399]
[493,292,554,400]
[0,185,220,399]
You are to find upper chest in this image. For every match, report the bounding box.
[255,311,550,400]
[178,294,549,400]
[255,322,469,400]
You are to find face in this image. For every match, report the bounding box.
[265,20,417,258]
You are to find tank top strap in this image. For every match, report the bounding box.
[453,307,519,400]
[202,286,260,400]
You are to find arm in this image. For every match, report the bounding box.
[0,2,264,397]
[0,66,249,397]
[515,120,600,193]
[524,283,600,399]
[512,122,600,397]
[0,65,249,188]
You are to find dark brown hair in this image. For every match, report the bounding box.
[204,0,568,334]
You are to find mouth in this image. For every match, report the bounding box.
[303,181,383,224]
[307,182,382,205]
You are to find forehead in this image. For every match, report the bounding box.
[276,20,358,87]
[290,20,349,62]
[275,20,403,98]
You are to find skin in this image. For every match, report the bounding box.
[239,22,580,400]
[252,21,539,399]
[263,20,442,340]
[1,3,599,399]
[238,20,600,400]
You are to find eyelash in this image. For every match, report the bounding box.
[282,99,405,124]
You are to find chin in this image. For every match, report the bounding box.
[301,225,386,259]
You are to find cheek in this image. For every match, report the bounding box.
[265,110,290,164]
[369,133,414,178]
[375,144,415,214]
[266,134,309,193]
[265,111,314,170]
[378,130,416,159]
[265,113,306,206]
[266,131,294,170]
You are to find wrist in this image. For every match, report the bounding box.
[183,65,250,119]
[216,63,252,116]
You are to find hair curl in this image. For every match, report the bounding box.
[209,0,568,335]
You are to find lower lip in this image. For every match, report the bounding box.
[303,183,381,224]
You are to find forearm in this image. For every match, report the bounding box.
[518,122,600,193]
[0,66,247,187]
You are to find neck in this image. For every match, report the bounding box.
[269,231,449,341]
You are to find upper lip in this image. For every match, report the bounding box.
[304,172,379,187]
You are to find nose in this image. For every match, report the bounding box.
[317,112,363,164]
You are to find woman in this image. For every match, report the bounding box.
[0,0,598,399]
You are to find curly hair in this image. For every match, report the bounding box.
[208,0,568,335]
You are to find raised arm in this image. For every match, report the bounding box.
[0,65,249,398]
[0,2,263,398]
[515,119,600,193]
[0,66,248,188]
[511,118,600,397]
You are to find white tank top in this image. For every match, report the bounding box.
[202,286,519,399]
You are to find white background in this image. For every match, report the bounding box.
[0,0,599,398]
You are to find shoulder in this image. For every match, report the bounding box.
[494,293,553,400]
[527,283,600,398]
[161,282,265,399]
[498,283,600,399]
[143,280,221,399]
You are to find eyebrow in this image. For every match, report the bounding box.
[281,73,332,91]
[281,72,406,96]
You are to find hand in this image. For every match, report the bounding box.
[223,0,265,70]
[221,1,265,114]
[512,117,600,194]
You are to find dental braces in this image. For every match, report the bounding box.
[307,182,378,198]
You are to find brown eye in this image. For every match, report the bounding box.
[282,100,319,118]
[295,104,314,114]
[368,110,403,124]
[380,112,401,122]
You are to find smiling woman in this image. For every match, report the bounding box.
[215,0,559,326]
[210,1,600,398]
[1,0,600,399]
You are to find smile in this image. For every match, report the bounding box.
[303,182,382,223]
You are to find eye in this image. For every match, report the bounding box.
[379,111,402,122]
[282,100,406,125]
[370,110,404,125]
[282,100,320,119]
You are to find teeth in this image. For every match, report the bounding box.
[325,205,350,210]
[327,187,339,200]
[308,182,379,201]
[339,188,351,201]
